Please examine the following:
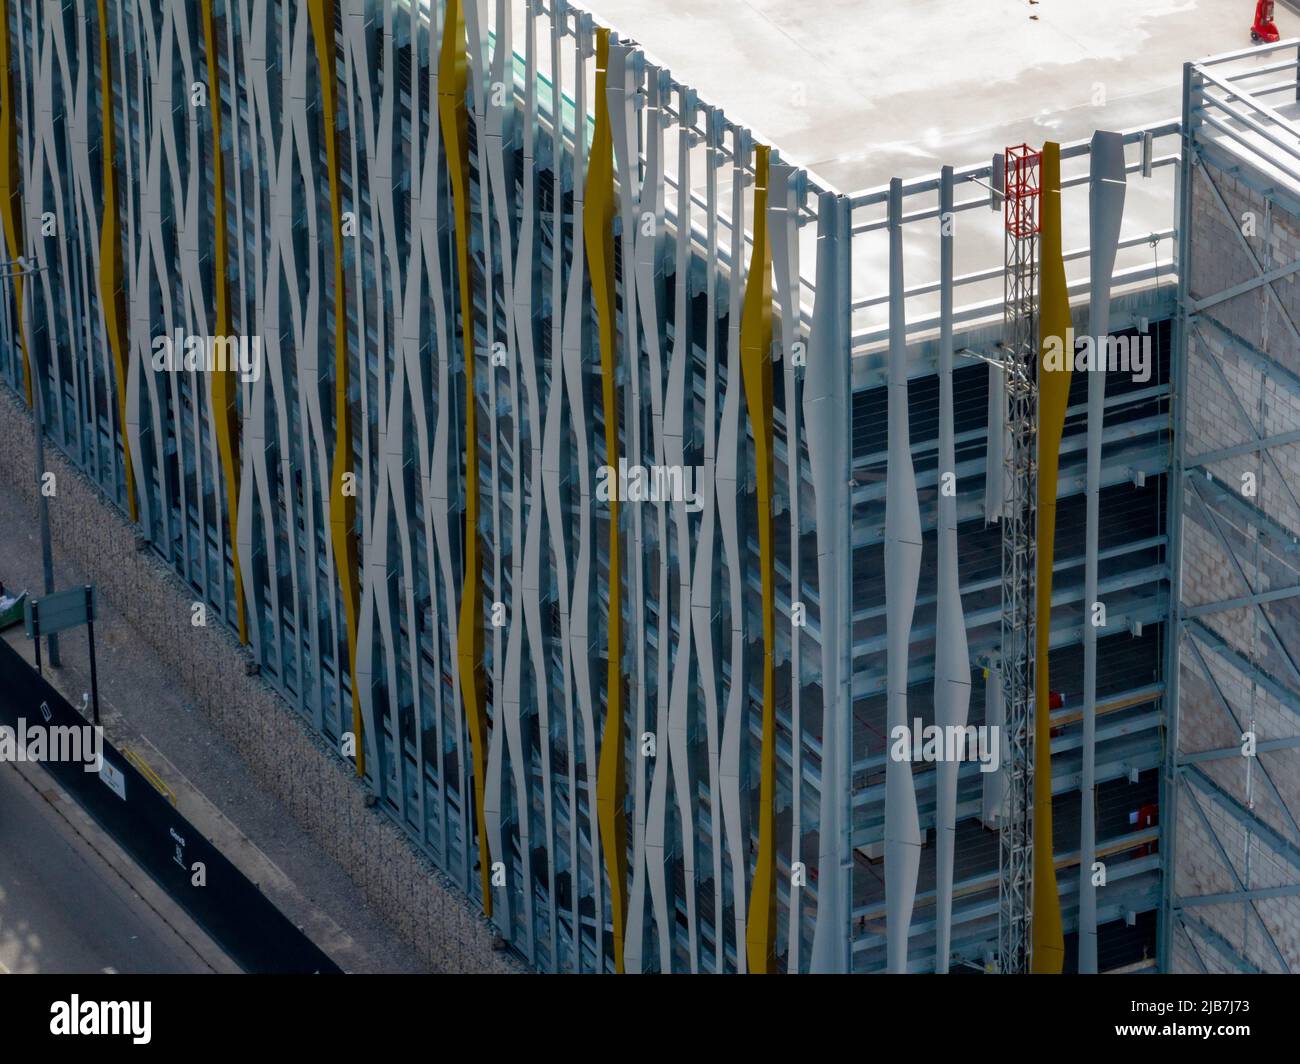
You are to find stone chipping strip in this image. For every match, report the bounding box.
[0,388,521,974]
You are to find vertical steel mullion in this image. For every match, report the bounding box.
[835,192,853,974]
[1158,62,1198,973]
[934,164,972,973]
[1081,129,1127,974]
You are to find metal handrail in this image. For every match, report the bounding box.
[1188,39,1300,183]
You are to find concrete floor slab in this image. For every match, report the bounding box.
[576,0,1296,194]
[512,3,1296,345]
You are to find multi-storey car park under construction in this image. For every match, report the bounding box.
[0,0,1298,974]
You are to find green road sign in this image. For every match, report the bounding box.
[24,585,96,638]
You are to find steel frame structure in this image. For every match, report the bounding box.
[4,0,1289,976]
[997,144,1040,975]
[844,124,1176,972]
[1163,41,1300,974]
[0,0,861,975]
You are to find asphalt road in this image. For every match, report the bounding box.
[0,761,211,974]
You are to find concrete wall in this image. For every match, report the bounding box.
[1172,148,1300,973]
[0,387,520,974]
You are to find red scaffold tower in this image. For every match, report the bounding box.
[998,143,1041,975]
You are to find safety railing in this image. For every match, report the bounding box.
[525,0,828,323]
[1188,36,1300,186]
[531,4,1189,359]
[844,121,1183,352]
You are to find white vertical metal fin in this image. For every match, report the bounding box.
[561,18,604,968]
[933,166,971,973]
[426,0,472,896]
[512,0,555,969]
[539,4,580,968]
[665,90,700,972]
[884,178,923,974]
[484,0,534,959]
[717,127,750,972]
[769,160,803,973]
[632,66,674,975]
[1080,129,1126,975]
[807,190,849,974]
[689,107,726,973]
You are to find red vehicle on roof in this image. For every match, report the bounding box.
[1252,0,1281,43]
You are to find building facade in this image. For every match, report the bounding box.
[0,0,856,974]
[2,0,1296,974]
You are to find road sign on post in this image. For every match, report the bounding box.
[24,584,100,723]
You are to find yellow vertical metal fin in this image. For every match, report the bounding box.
[308,0,362,776]
[439,0,492,916]
[95,0,138,521]
[1031,141,1067,975]
[586,27,628,973]
[202,0,247,645]
[741,144,777,975]
[0,0,30,408]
